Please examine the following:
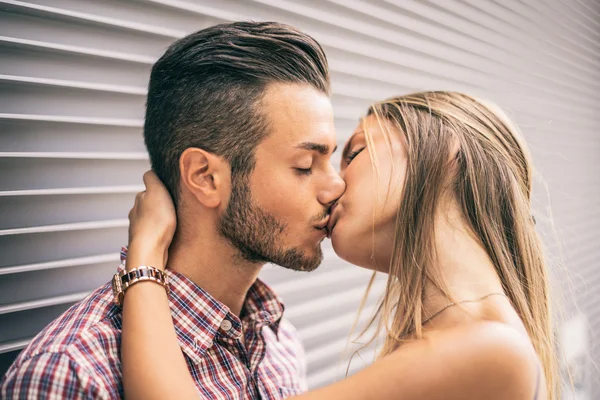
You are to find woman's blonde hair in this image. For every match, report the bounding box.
[353,91,558,398]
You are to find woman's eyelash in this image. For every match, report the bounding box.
[345,148,364,164]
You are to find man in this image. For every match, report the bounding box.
[1,21,344,399]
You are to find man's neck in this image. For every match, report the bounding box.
[167,229,264,316]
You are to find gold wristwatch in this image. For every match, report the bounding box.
[111,266,169,307]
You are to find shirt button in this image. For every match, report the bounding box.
[220,319,233,331]
[259,311,271,320]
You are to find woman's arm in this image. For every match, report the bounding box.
[120,172,541,400]
[121,171,199,400]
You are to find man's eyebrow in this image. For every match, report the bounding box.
[296,142,337,155]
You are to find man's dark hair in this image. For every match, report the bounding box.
[144,21,330,203]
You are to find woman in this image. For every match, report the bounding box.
[121,91,555,399]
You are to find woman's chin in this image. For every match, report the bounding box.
[330,228,371,270]
[330,227,392,273]
[329,226,353,263]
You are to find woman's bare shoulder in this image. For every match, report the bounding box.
[388,321,541,399]
[293,321,542,400]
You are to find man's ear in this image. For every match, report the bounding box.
[179,148,229,209]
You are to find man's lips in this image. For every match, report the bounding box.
[314,216,330,232]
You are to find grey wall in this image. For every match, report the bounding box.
[0,0,598,396]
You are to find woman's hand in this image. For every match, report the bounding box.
[127,170,177,271]
[122,172,198,400]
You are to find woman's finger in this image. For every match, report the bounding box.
[143,170,163,192]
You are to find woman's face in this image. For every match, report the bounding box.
[327,114,407,272]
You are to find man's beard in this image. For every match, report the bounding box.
[218,175,323,272]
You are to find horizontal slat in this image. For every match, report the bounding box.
[308,348,377,389]
[0,0,185,38]
[273,267,372,294]
[277,277,375,307]
[0,35,156,64]
[0,120,145,154]
[0,186,143,197]
[307,335,374,372]
[0,112,143,127]
[0,291,88,315]
[0,225,127,268]
[6,0,224,37]
[0,152,148,160]
[143,0,245,22]
[286,282,387,322]
[0,338,30,354]
[0,262,115,308]
[0,253,119,275]
[0,302,76,347]
[300,304,378,348]
[0,219,128,237]
[0,40,152,87]
[0,73,146,95]
[0,157,150,191]
[307,337,380,386]
[0,81,145,119]
[260,251,345,285]
[0,192,135,230]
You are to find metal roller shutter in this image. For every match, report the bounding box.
[0,0,598,394]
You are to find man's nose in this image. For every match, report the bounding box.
[317,167,346,206]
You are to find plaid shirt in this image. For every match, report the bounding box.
[1,248,307,399]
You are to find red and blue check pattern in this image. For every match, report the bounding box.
[1,247,307,399]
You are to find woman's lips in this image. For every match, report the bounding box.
[326,203,340,238]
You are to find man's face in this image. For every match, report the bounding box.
[219,83,345,271]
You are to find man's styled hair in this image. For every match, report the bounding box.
[144,21,330,203]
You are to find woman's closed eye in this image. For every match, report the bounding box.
[345,148,364,165]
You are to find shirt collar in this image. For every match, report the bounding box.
[165,270,228,364]
[243,278,285,335]
[119,247,285,364]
